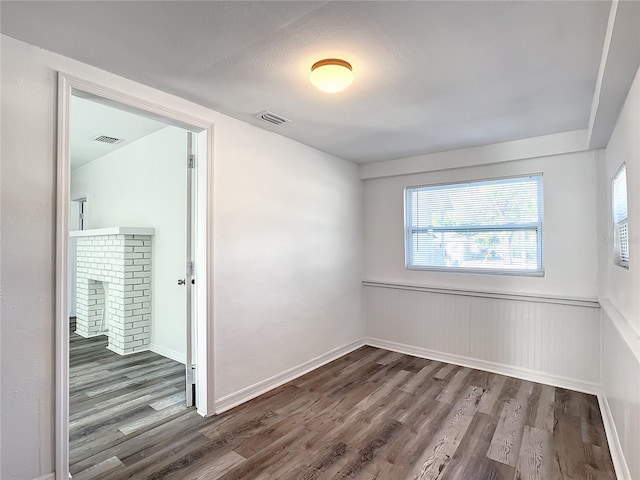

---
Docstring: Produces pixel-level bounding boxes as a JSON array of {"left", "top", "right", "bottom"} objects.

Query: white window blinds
[
  {"left": 613, "top": 165, "right": 629, "bottom": 267},
  {"left": 405, "top": 175, "right": 544, "bottom": 275}
]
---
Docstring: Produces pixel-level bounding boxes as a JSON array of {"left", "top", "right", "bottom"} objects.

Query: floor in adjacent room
[
  {"left": 69, "top": 322, "right": 191, "bottom": 479},
  {"left": 69, "top": 334, "right": 616, "bottom": 480}
]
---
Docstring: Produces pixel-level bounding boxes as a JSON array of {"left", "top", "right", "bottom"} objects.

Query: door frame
[{"left": 55, "top": 73, "right": 215, "bottom": 480}]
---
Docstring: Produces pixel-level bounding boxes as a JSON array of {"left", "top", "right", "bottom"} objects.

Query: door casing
[{"left": 55, "top": 73, "right": 215, "bottom": 480}]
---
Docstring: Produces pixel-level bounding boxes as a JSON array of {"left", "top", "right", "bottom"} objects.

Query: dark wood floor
[
  {"left": 70, "top": 332, "right": 616, "bottom": 479},
  {"left": 69, "top": 323, "right": 191, "bottom": 479}
]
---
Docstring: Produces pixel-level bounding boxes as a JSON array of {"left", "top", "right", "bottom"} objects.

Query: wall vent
[
  {"left": 255, "top": 111, "right": 290, "bottom": 126},
  {"left": 93, "top": 135, "right": 123, "bottom": 144}
]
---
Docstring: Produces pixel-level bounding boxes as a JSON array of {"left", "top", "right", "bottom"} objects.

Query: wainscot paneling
[
  {"left": 364, "top": 282, "right": 601, "bottom": 394},
  {"left": 599, "top": 301, "right": 640, "bottom": 480}
]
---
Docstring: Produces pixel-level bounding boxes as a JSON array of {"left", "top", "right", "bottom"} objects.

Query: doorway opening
[{"left": 56, "top": 74, "right": 214, "bottom": 480}]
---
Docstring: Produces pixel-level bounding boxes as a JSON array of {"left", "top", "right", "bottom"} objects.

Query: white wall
[
  {"left": 361, "top": 149, "right": 601, "bottom": 391},
  {"left": 597, "top": 66, "right": 640, "bottom": 480},
  {"left": 1, "top": 36, "right": 57, "bottom": 480},
  {"left": 598, "top": 67, "right": 640, "bottom": 334},
  {"left": 213, "top": 114, "right": 364, "bottom": 401},
  {"left": 71, "top": 125, "right": 188, "bottom": 363},
  {"left": 0, "top": 35, "right": 363, "bottom": 480},
  {"left": 364, "top": 150, "right": 599, "bottom": 299}
]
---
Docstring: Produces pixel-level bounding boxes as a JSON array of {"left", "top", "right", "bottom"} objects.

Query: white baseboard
[
  {"left": 364, "top": 337, "right": 600, "bottom": 395},
  {"left": 32, "top": 473, "right": 54, "bottom": 480},
  {"left": 150, "top": 343, "right": 186, "bottom": 364},
  {"left": 213, "top": 338, "right": 366, "bottom": 414},
  {"left": 598, "top": 392, "right": 632, "bottom": 480}
]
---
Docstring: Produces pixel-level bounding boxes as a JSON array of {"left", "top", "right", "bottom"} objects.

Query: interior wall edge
[
  {"left": 364, "top": 337, "right": 600, "bottom": 395},
  {"left": 600, "top": 299, "right": 640, "bottom": 366},
  {"left": 213, "top": 338, "right": 366, "bottom": 414},
  {"left": 600, "top": 305, "right": 640, "bottom": 480},
  {"left": 364, "top": 286, "right": 601, "bottom": 388},
  {"left": 597, "top": 391, "right": 633, "bottom": 480},
  {"left": 31, "top": 474, "right": 55, "bottom": 480},
  {"left": 359, "top": 129, "right": 589, "bottom": 180},
  {"left": 586, "top": 0, "right": 618, "bottom": 146},
  {"left": 149, "top": 343, "right": 186, "bottom": 365}
]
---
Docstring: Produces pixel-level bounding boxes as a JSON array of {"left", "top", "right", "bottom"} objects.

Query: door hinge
[
  {"left": 188, "top": 154, "right": 196, "bottom": 169},
  {"left": 187, "top": 364, "right": 196, "bottom": 384},
  {"left": 187, "top": 261, "right": 195, "bottom": 276}
]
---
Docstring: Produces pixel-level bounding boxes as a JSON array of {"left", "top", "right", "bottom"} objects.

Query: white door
[
  {"left": 185, "top": 132, "right": 196, "bottom": 407},
  {"left": 68, "top": 199, "right": 85, "bottom": 318}
]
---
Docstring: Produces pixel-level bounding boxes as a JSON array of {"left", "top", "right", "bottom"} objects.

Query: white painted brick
[{"left": 75, "top": 233, "right": 151, "bottom": 353}]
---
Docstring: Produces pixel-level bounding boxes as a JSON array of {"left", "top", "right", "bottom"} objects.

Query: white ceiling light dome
[{"left": 310, "top": 58, "right": 353, "bottom": 93}]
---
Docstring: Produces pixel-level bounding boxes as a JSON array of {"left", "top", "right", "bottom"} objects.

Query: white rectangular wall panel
[
  {"left": 365, "top": 284, "right": 601, "bottom": 392},
  {"left": 601, "top": 305, "right": 640, "bottom": 479}
]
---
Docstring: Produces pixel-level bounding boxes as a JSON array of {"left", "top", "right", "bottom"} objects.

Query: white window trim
[
  {"left": 612, "top": 163, "right": 629, "bottom": 269},
  {"left": 404, "top": 174, "right": 544, "bottom": 277}
]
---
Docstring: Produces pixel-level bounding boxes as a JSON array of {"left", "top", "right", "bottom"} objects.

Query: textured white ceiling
[
  {"left": 1, "top": 1, "right": 612, "bottom": 163},
  {"left": 71, "top": 97, "right": 168, "bottom": 170}
]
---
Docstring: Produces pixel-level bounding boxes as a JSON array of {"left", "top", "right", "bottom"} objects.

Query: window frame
[
  {"left": 404, "top": 173, "right": 545, "bottom": 276},
  {"left": 612, "top": 163, "right": 629, "bottom": 269}
]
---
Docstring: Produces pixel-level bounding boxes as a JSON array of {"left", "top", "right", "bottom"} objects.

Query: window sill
[{"left": 405, "top": 265, "right": 545, "bottom": 277}]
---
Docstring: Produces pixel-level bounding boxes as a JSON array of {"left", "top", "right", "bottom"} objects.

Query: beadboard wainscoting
[
  {"left": 364, "top": 282, "right": 601, "bottom": 394},
  {"left": 600, "top": 300, "right": 640, "bottom": 480}
]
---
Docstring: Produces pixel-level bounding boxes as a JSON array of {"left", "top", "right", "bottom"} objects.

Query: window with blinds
[
  {"left": 613, "top": 164, "right": 629, "bottom": 268},
  {"left": 405, "top": 174, "right": 544, "bottom": 275}
]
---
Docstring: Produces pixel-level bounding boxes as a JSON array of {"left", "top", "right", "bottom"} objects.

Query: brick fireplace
[{"left": 71, "top": 227, "right": 154, "bottom": 355}]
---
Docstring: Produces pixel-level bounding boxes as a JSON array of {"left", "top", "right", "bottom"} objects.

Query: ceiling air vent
[
  {"left": 93, "top": 135, "right": 123, "bottom": 144},
  {"left": 255, "top": 111, "right": 290, "bottom": 126}
]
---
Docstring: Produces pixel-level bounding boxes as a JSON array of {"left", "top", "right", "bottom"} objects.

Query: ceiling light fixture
[{"left": 310, "top": 58, "right": 353, "bottom": 93}]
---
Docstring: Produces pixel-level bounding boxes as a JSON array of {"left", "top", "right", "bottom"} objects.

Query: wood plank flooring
[
  {"left": 70, "top": 334, "right": 616, "bottom": 479},
  {"left": 69, "top": 325, "right": 191, "bottom": 478}
]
